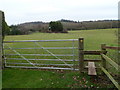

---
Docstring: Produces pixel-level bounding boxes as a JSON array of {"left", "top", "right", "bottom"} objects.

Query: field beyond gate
[
  {"left": 3, "top": 39, "right": 79, "bottom": 70},
  {"left": 2, "top": 29, "right": 118, "bottom": 88}
]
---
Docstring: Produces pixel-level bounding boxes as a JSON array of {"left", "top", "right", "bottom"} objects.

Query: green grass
[
  {"left": 2, "top": 68, "right": 115, "bottom": 88},
  {"left": 2, "top": 28, "right": 118, "bottom": 88},
  {"left": 5, "top": 28, "right": 118, "bottom": 49},
  {"left": 3, "top": 28, "right": 118, "bottom": 68}
]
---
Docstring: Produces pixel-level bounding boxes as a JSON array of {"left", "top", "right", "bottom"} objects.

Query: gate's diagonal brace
[
  {"left": 5, "top": 44, "right": 38, "bottom": 67},
  {"left": 34, "top": 42, "right": 73, "bottom": 68}
]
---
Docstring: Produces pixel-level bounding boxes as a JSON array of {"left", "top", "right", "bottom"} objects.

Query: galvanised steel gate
[{"left": 3, "top": 39, "right": 79, "bottom": 70}]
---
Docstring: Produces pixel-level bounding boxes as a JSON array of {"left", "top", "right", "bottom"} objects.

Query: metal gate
[{"left": 3, "top": 39, "right": 79, "bottom": 70}]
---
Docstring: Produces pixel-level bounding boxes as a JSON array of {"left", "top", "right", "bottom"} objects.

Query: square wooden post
[
  {"left": 0, "top": 11, "right": 4, "bottom": 70},
  {"left": 0, "top": 11, "right": 2, "bottom": 70},
  {"left": 0, "top": 10, "right": 3, "bottom": 90},
  {"left": 101, "top": 44, "right": 107, "bottom": 69},
  {"left": 78, "top": 38, "right": 84, "bottom": 73}
]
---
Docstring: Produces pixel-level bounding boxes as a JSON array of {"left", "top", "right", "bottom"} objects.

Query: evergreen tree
[{"left": 49, "top": 21, "right": 63, "bottom": 32}]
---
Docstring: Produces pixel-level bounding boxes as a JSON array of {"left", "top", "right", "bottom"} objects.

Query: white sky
[{"left": 0, "top": 0, "right": 119, "bottom": 25}]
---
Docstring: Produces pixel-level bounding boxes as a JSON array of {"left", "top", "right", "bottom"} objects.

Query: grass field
[
  {"left": 4, "top": 28, "right": 118, "bottom": 49},
  {"left": 2, "top": 28, "right": 118, "bottom": 88}
]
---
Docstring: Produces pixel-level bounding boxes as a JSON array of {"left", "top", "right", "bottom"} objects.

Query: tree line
[{"left": 4, "top": 19, "right": 118, "bottom": 35}]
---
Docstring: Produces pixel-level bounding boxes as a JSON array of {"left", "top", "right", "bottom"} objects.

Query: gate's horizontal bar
[
  {"left": 6, "top": 62, "right": 74, "bottom": 66},
  {"left": 5, "top": 54, "right": 75, "bottom": 56},
  {"left": 83, "top": 51, "right": 102, "bottom": 55},
  {"left": 84, "top": 59, "right": 101, "bottom": 62},
  {"left": 7, "top": 58, "right": 78, "bottom": 61},
  {"left": 4, "top": 39, "right": 78, "bottom": 43},
  {"left": 4, "top": 47, "right": 78, "bottom": 50},
  {"left": 5, "top": 66, "right": 79, "bottom": 70}
]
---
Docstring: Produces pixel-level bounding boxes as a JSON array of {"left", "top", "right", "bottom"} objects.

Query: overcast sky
[{"left": 0, "top": 0, "right": 119, "bottom": 25}]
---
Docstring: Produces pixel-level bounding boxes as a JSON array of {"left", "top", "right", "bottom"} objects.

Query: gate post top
[
  {"left": 0, "top": 11, "right": 3, "bottom": 19},
  {"left": 101, "top": 44, "right": 106, "bottom": 50},
  {"left": 0, "top": 10, "right": 4, "bottom": 22},
  {"left": 101, "top": 43, "right": 106, "bottom": 45},
  {"left": 0, "top": 10, "right": 4, "bottom": 16},
  {"left": 0, "top": 10, "right": 3, "bottom": 12},
  {"left": 78, "top": 38, "right": 84, "bottom": 43},
  {"left": 79, "top": 38, "right": 84, "bottom": 40}
]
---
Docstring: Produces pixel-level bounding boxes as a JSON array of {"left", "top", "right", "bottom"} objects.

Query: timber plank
[{"left": 88, "top": 62, "right": 97, "bottom": 75}]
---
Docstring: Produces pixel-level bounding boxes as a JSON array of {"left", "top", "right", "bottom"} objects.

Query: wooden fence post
[
  {"left": 0, "top": 11, "right": 4, "bottom": 69},
  {"left": 101, "top": 44, "right": 107, "bottom": 69},
  {"left": 78, "top": 38, "right": 84, "bottom": 73},
  {"left": 0, "top": 10, "right": 3, "bottom": 90},
  {"left": 0, "top": 11, "right": 2, "bottom": 70}
]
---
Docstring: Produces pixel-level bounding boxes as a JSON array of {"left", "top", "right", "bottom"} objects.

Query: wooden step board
[{"left": 88, "top": 62, "right": 97, "bottom": 75}]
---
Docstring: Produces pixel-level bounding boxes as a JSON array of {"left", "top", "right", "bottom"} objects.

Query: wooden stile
[{"left": 88, "top": 62, "right": 97, "bottom": 75}]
